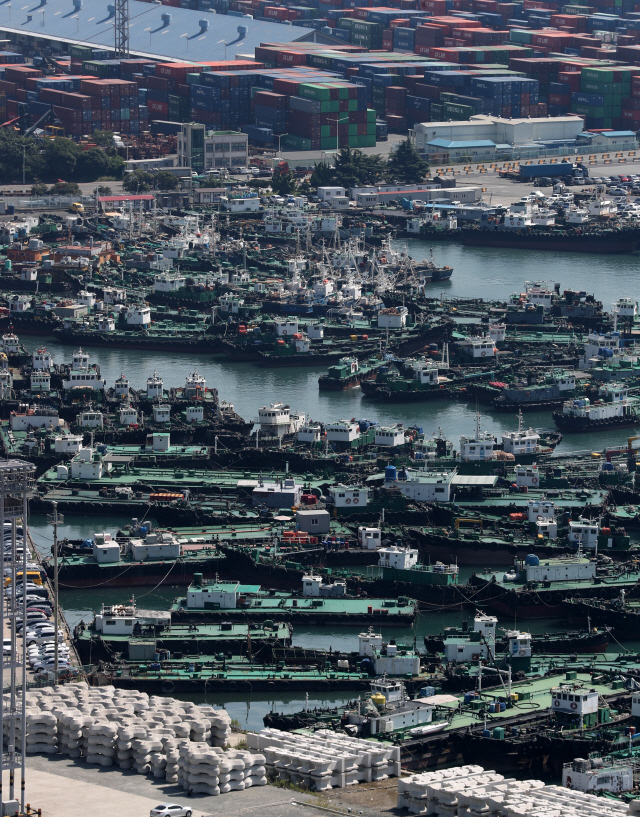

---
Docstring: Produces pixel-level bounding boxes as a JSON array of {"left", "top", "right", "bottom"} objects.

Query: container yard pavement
[{"left": 11, "top": 757, "right": 319, "bottom": 817}]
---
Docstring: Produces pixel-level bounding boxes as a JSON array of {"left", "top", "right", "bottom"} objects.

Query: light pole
[
  {"left": 276, "top": 133, "right": 288, "bottom": 155},
  {"left": 181, "top": 32, "right": 189, "bottom": 52},
  {"left": 328, "top": 114, "right": 348, "bottom": 155},
  {"left": 47, "top": 502, "right": 63, "bottom": 683},
  {"left": 144, "top": 26, "right": 152, "bottom": 45}
]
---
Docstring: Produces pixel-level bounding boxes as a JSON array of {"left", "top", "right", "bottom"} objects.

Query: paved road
[
  {"left": 3, "top": 149, "right": 639, "bottom": 210},
  {"left": 426, "top": 152, "right": 640, "bottom": 206},
  {"left": 17, "top": 756, "right": 318, "bottom": 817}
]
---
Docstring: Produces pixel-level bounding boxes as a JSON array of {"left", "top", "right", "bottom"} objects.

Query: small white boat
[{"left": 409, "top": 720, "right": 451, "bottom": 738}]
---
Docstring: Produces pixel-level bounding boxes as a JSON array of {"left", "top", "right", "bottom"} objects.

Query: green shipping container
[
  {"left": 70, "top": 45, "right": 93, "bottom": 59},
  {"left": 283, "top": 134, "right": 311, "bottom": 150},
  {"left": 367, "top": 108, "right": 376, "bottom": 121},
  {"left": 299, "top": 83, "right": 331, "bottom": 101},
  {"left": 82, "top": 61, "right": 109, "bottom": 78}
]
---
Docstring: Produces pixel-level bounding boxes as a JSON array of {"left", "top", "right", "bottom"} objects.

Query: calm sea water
[{"left": 25, "top": 241, "right": 638, "bottom": 725}]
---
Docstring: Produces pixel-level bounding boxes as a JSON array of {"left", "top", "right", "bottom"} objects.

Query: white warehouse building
[{"left": 413, "top": 115, "right": 586, "bottom": 155}]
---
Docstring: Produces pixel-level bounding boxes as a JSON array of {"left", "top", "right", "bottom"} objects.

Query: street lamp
[
  {"left": 181, "top": 32, "right": 189, "bottom": 52},
  {"left": 328, "top": 115, "right": 349, "bottom": 154},
  {"left": 144, "top": 26, "right": 152, "bottom": 45}
]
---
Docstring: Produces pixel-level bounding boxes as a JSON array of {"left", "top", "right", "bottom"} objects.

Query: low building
[
  {"left": 296, "top": 509, "right": 330, "bottom": 534},
  {"left": 98, "top": 194, "right": 155, "bottom": 212},
  {"left": 220, "top": 196, "right": 261, "bottom": 213},
  {"left": 424, "top": 139, "right": 497, "bottom": 160},
  {"left": 193, "top": 188, "right": 227, "bottom": 205},
  {"left": 413, "top": 115, "right": 585, "bottom": 154},
  {"left": 252, "top": 477, "right": 302, "bottom": 508},
  {"left": 386, "top": 468, "right": 455, "bottom": 502},
  {"left": 177, "top": 124, "right": 248, "bottom": 173}
]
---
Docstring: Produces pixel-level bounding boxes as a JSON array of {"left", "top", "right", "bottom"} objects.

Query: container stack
[
  {"left": 571, "top": 65, "right": 633, "bottom": 127},
  {"left": 622, "top": 73, "right": 640, "bottom": 127}
]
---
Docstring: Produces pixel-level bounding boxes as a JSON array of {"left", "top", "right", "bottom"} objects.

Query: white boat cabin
[
  {"left": 568, "top": 519, "right": 599, "bottom": 549},
  {"left": 329, "top": 484, "right": 369, "bottom": 508},
  {"left": 32, "top": 348, "right": 51, "bottom": 371},
  {"left": 375, "top": 425, "right": 405, "bottom": 447},
  {"left": 147, "top": 371, "right": 163, "bottom": 399},
  {"left": 455, "top": 336, "right": 496, "bottom": 359},
  {"left": 78, "top": 411, "right": 103, "bottom": 428},
  {"left": 153, "top": 405, "right": 171, "bottom": 423},
  {"left": 358, "top": 527, "right": 381, "bottom": 550},
  {"left": 30, "top": 373, "right": 50, "bottom": 392},
  {"left": 378, "top": 546, "right": 419, "bottom": 570}
]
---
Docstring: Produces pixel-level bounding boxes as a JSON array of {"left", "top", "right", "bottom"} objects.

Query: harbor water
[
  {"left": 21, "top": 243, "right": 640, "bottom": 456},
  {"left": 25, "top": 241, "right": 640, "bottom": 728}
]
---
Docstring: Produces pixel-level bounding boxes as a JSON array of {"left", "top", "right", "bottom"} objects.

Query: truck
[{"left": 499, "top": 161, "right": 587, "bottom": 182}]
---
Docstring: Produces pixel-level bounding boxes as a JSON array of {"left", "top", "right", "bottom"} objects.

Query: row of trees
[
  {"left": 122, "top": 170, "right": 180, "bottom": 192},
  {"left": 309, "top": 140, "right": 429, "bottom": 190},
  {"left": 0, "top": 128, "right": 124, "bottom": 184}
]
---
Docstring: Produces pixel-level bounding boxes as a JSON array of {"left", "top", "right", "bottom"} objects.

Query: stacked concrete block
[
  {"left": 56, "top": 712, "right": 86, "bottom": 757},
  {"left": 84, "top": 722, "right": 117, "bottom": 767},
  {"left": 247, "top": 728, "right": 401, "bottom": 791},
  {"left": 397, "top": 765, "right": 634, "bottom": 817},
  {"left": 24, "top": 712, "right": 57, "bottom": 754},
  {"left": 179, "top": 743, "right": 222, "bottom": 796}
]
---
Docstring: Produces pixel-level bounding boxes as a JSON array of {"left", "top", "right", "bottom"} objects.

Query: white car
[
  {"left": 25, "top": 633, "right": 63, "bottom": 646},
  {"left": 31, "top": 658, "right": 71, "bottom": 670},
  {"left": 150, "top": 805, "right": 193, "bottom": 817}
]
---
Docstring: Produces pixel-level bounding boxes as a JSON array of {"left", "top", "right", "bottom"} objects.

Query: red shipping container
[
  {"left": 273, "top": 78, "right": 301, "bottom": 95},
  {"left": 254, "top": 90, "right": 287, "bottom": 108},
  {"left": 354, "top": 7, "right": 369, "bottom": 17},
  {"left": 389, "top": 17, "right": 410, "bottom": 27},
  {"left": 420, "top": 0, "right": 447, "bottom": 12},
  {"left": 623, "top": 108, "right": 640, "bottom": 121},
  {"left": 5, "top": 66, "right": 42, "bottom": 84},
  {"left": 148, "top": 99, "right": 168, "bottom": 116},
  {"left": 276, "top": 51, "right": 307, "bottom": 66}
]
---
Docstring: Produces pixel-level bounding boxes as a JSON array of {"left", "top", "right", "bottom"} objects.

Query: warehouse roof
[
  {"left": 427, "top": 139, "right": 497, "bottom": 149},
  {"left": 0, "top": 0, "right": 310, "bottom": 62},
  {"left": 600, "top": 131, "right": 636, "bottom": 138}
]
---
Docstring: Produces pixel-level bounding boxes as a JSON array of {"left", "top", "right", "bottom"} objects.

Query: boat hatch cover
[{"left": 450, "top": 475, "right": 499, "bottom": 486}]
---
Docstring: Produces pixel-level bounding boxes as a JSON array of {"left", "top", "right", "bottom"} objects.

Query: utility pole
[
  {"left": 22, "top": 145, "right": 26, "bottom": 187},
  {"left": 47, "top": 501, "right": 63, "bottom": 683}
]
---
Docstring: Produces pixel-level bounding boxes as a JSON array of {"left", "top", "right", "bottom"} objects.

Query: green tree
[
  {"left": 0, "top": 130, "right": 45, "bottom": 183},
  {"left": 156, "top": 171, "right": 179, "bottom": 191},
  {"left": 95, "top": 185, "right": 113, "bottom": 196},
  {"left": 76, "top": 147, "right": 109, "bottom": 180},
  {"left": 43, "top": 137, "right": 81, "bottom": 179},
  {"left": 386, "top": 138, "right": 429, "bottom": 185},
  {"left": 310, "top": 160, "right": 334, "bottom": 189},
  {"left": 30, "top": 182, "right": 48, "bottom": 197},
  {"left": 247, "top": 179, "right": 272, "bottom": 190},
  {"left": 271, "top": 171, "right": 296, "bottom": 196},
  {"left": 106, "top": 153, "right": 125, "bottom": 180},
  {"left": 49, "top": 181, "right": 81, "bottom": 196},
  {"left": 122, "top": 170, "right": 153, "bottom": 193},
  {"left": 92, "top": 129, "right": 115, "bottom": 147}
]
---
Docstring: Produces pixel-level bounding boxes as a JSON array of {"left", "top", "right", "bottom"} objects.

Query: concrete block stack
[
  {"left": 397, "top": 764, "right": 633, "bottom": 817},
  {"left": 246, "top": 727, "right": 401, "bottom": 791}
]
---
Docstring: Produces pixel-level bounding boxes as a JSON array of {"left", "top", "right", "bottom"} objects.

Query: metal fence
[
  {"left": 13, "top": 195, "right": 95, "bottom": 210},
  {"left": 420, "top": 143, "right": 640, "bottom": 168}
]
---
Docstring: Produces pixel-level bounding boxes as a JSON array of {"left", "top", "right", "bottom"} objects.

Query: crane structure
[{"left": 115, "top": 0, "right": 130, "bottom": 58}]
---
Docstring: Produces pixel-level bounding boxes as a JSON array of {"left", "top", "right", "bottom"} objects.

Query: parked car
[{"left": 150, "top": 805, "right": 193, "bottom": 817}]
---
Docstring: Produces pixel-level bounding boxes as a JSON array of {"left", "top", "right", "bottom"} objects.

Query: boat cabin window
[{"left": 105, "top": 620, "right": 116, "bottom": 626}]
